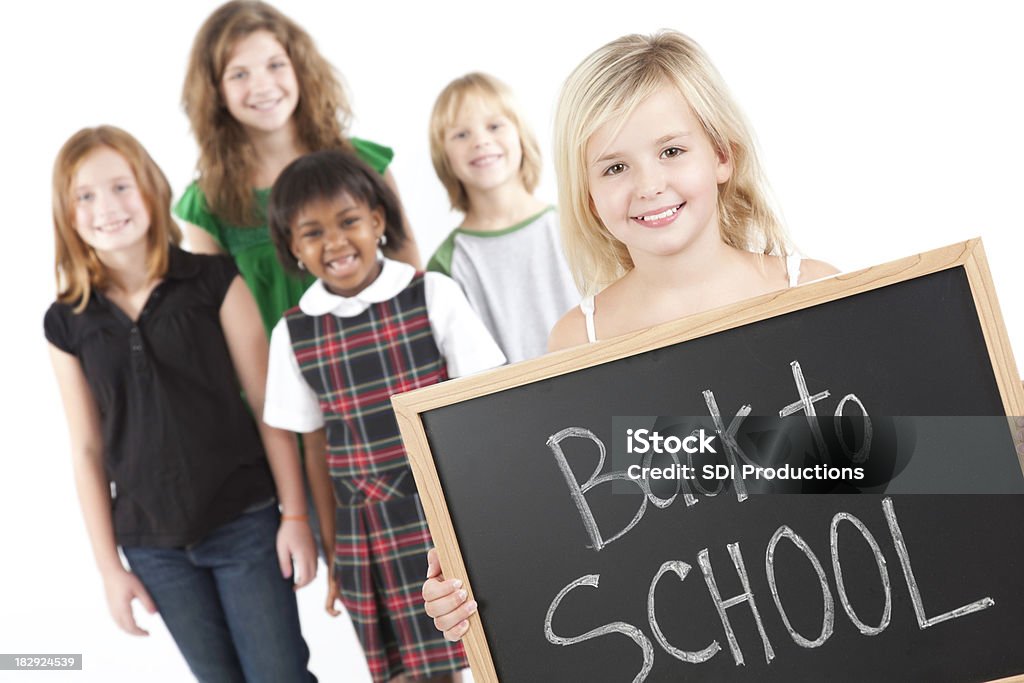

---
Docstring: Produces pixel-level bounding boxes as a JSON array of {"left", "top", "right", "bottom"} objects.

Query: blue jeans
[{"left": 123, "top": 504, "right": 316, "bottom": 683}]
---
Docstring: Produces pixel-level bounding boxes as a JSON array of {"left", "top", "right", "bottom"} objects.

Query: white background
[{"left": 2, "top": 1, "right": 1023, "bottom": 680}]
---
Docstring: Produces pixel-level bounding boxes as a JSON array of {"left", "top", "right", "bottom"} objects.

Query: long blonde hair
[
  {"left": 555, "top": 30, "right": 788, "bottom": 296},
  {"left": 53, "top": 126, "right": 182, "bottom": 312},
  {"left": 182, "top": 0, "right": 354, "bottom": 226},
  {"left": 428, "top": 72, "right": 542, "bottom": 213}
]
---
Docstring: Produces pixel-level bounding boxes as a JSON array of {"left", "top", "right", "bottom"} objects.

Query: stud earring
[
  {"left": 378, "top": 233, "right": 388, "bottom": 247},
  {"left": 297, "top": 260, "right": 306, "bottom": 271}
]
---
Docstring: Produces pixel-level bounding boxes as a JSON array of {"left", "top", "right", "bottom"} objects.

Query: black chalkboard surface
[{"left": 393, "top": 240, "right": 1024, "bottom": 683}]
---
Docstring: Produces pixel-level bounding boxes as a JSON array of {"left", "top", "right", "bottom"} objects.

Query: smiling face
[
  {"left": 289, "top": 192, "right": 386, "bottom": 297},
  {"left": 221, "top": 30, "right": 299, "bottom": 138},
  {"left": 443, "top": 94, "right": 524, "bottom": 196},
  {"left": 72, "top": 147, "right": 151, "bottom": 258},
  {"left": 586, "top": 85, "right": 732, "bottom": 262}
]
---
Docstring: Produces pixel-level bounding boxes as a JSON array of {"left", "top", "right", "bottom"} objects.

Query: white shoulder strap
[
  {"left": 785, "top": 253, "right": 802, "bottom": 288},
  {"left": 580, "top": 295, "right": 597, "bottom": 343}
]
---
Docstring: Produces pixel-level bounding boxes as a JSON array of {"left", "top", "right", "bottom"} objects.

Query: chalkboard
[{"left": 393, "top": 239, "right": 1024, "bottom": 683}]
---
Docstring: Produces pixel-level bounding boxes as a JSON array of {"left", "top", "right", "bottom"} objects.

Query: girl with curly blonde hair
[{"left": 177, "top": 0, "right": 418, "bottom": 333}]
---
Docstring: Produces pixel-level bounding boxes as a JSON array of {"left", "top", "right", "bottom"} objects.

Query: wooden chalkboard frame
[{"left": 392, "top": 238, "right": 1024, "bottom": 683}]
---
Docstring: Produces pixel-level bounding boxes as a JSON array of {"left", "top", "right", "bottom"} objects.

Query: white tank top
[{"left": 580, "top": 254, "right": 803, "bottom": 343}]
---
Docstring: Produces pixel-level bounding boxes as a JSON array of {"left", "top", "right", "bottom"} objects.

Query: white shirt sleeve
[
  {"left": 424, "top": 272, "right": 506, "bottom": 378},
  {"left": 263, "top": 318, "right": 325, "bottom": 432}
]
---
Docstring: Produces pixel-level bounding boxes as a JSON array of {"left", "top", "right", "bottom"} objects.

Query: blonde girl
[
  {"left": 177, "top": 0, "right": 420, "bottom": 335},
  {"left": 45, "top": 126, "right": 316, "bottom": 681},
  {"left": 423, "top": 30, "right": 837, "bottom": 640},
  {"left": 426, "top": 73, "right": 577, "bottom": 362}
]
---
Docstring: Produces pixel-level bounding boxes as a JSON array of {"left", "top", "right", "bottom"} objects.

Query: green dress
[{"left": 174, "top": 137, "right": 394, "bottom": 335}]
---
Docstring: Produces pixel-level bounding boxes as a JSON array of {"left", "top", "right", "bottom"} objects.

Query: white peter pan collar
[{"left": 298, "top": 257, "right": 416, "bottom": 317}]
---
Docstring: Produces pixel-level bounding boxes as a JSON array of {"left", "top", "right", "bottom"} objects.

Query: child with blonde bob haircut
[
  {"left": 430, "top": 73, "right": 543, "bottom": 213},
  {"left": 423, "top": 30, "right": 837, "bottom": 641},
  {"left": 45, "top": 126, "right": 316, "bottom": 681},
  {"left": 427, "top": 72, "right": 578, "bottom": 362}
]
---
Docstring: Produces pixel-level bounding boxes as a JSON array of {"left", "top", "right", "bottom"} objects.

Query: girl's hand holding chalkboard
[{"left": 423, "top": 547, "right": 477, "bottom": 641}]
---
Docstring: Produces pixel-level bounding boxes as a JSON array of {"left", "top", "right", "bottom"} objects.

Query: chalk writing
[
  {"left": 548, "top": 360, "right": 874, "bottom": 551},
  {"left": 544, "top": 497, "right": 996, "bottom": 680}
]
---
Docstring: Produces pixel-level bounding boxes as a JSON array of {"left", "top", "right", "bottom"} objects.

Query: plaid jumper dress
[{"left": 284, "top": 274, "right": 467, "bottom": 681}]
